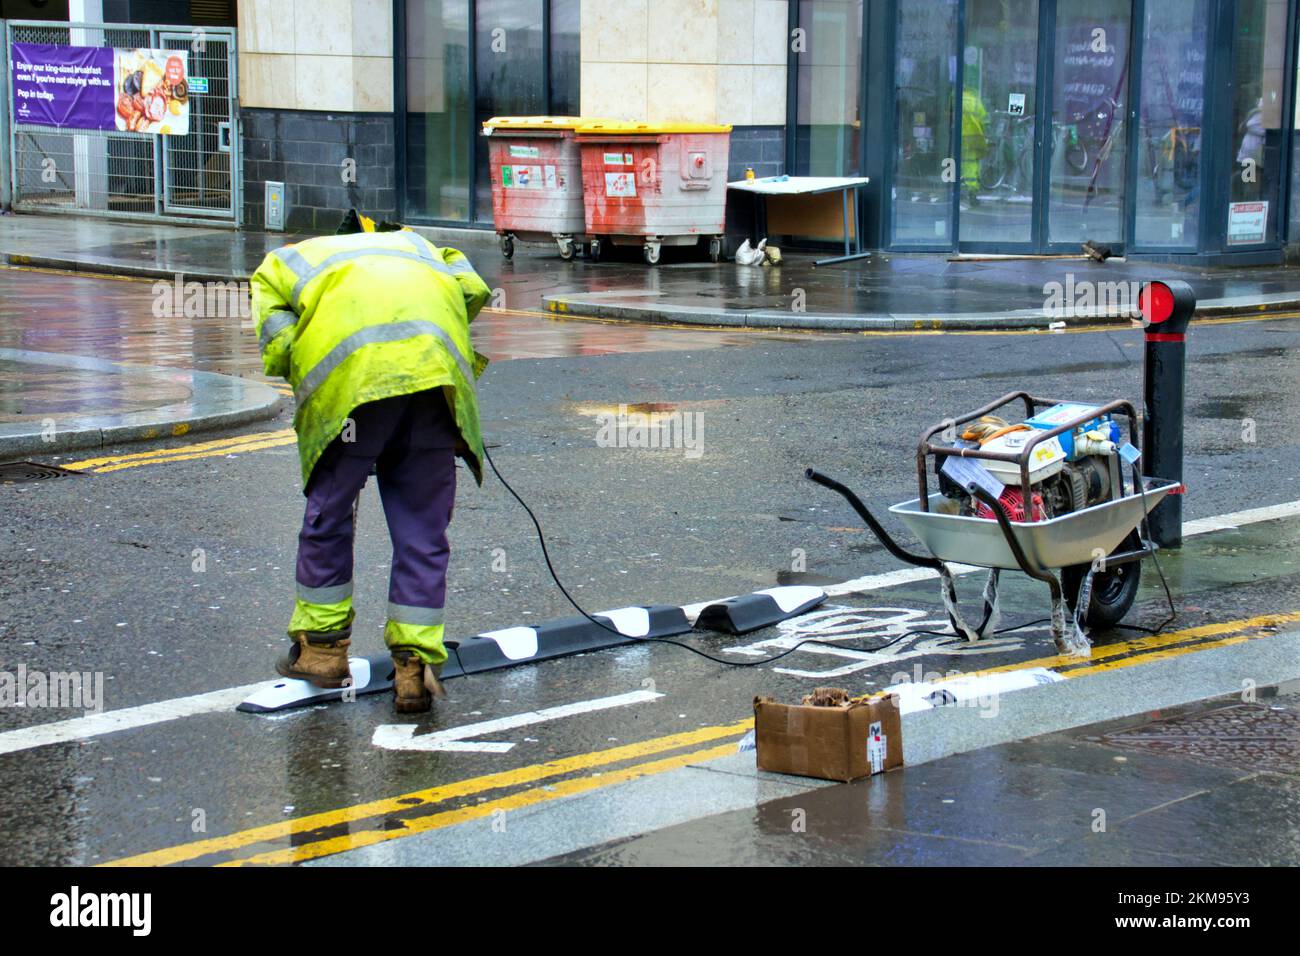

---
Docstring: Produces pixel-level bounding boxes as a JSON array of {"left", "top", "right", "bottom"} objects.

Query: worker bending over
[{"left": 248, "top": 210, "right": 490, "bottom": 712}]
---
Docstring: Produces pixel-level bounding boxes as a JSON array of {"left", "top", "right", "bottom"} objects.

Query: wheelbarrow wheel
[{"left": 1061, "top": 532, "right": 1142, "bottom": 630}]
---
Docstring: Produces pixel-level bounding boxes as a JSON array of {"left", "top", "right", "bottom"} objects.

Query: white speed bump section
[
  {"left": 598, "top": 606, "right": 652, "bottom": 637},
  {"left": 756, "top": 586, "right": 826, "bottom": 613},
  {"left": 695, "top": 585, "right": 827, "bottom": 634},
  {"left": 236, "top": 655, "right": 393, "bottom": 714},
  {"left": 479, "top": 626, "right": 541, "bottom": 660}
]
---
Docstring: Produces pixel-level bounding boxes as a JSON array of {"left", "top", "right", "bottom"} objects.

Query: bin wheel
[
  {"left": 558, "top": 239, "right": 576, "bottom": 261},
  {"left": 589, "top": 239, "right": 602, "bottom": 262},
  {"left": 709, "top": 237, "right": 722, "bottom": 263},
  {"left": 501, "top": 235, "right": 514, "bottom": 260},
  {"left": 1061, "top": 531, "right": 1143, "bottom": 630},
  {"left": 643, "top": 243, "right": 661, "bottom": 265}
]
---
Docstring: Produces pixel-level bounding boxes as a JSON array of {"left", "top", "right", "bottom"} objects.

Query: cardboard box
[{"left": 753, "top": 692, "right": 903, "bottom": 783}]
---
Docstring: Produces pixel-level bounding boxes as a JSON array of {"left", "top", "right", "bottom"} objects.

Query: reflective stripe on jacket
[{"left": 249, "top": 230, "right": 491, "bottom": 488}]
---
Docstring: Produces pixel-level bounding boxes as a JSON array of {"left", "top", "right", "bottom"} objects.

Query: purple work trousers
[{"left": 294, "top": 389, "right": 459, "bottom": 638}]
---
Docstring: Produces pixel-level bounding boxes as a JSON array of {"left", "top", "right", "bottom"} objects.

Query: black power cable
[
  {"left": 1110, "top": 458, "right": 1178, "bottom": 635},
  {"left": 481, "top": 445, "right": 1058, "bottom": 668}
]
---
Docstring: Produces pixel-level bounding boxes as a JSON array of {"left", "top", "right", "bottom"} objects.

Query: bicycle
[{"left": 977, "top": 110, "right": 1036, "bottom": 192}]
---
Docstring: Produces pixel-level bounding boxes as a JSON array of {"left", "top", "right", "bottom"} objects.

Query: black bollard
[{"left": 1137, "top": 279, "right": 1195, "bottom": 548}]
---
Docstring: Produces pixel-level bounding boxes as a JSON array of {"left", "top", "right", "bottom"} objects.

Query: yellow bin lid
[
  {"left": 483, "top": 116, "right": 591, "bottom": 132},
  {"left": 574, "top": 120, "right": 732, "bottom": 135}
]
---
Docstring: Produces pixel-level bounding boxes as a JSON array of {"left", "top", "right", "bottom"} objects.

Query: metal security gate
[{"left": 4, "top": 19, "right": 239, "bottom": 225}]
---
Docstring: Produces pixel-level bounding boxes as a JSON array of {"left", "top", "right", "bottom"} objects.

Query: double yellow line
[
  {"left": 101, "top": 719, "right": 752, "bottom": 867},
  {"left": 955, "top": 609, "right": 1300, "bottom": 680},
  {"left": 64, "top": 428, "right": 297, "bottom": 474}
]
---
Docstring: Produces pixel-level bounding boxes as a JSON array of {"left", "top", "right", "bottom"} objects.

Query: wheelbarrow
[{"left": 806, "top": 392, "right": 1181, "bottom": 657}]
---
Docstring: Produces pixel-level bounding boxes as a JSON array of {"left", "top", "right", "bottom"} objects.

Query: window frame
[{"left": 396, "top": 0, "right": 574, "bottom": 227}]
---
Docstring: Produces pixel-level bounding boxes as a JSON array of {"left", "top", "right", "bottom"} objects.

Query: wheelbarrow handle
[{"left": 804, "top": 468, "right": 943, "bottom": 570}]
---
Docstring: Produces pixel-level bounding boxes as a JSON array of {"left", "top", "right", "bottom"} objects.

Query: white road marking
[
  {"left": 370, "top": 690, "right": 664, "bottom": 753},
  {"left": 825, "top": 563, "right": 982, "bottom": 597},
  {"left": 1182, "top": 499, "right": 1300, "bottom": 537},
  {"left": 0, "top": 683, "right": 266, "bottom": 756},
  {"left": 722, "top": 604, "right": 1031, "bottom": 679},
  {"left": 0, "top": 498, "right": 1297, "bottom": 757}
]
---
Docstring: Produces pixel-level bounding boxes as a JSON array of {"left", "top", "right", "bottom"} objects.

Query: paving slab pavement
[
  {"left": 0, "top": 348, "right": 282, "bottom": 459},
  {"left": 546, "top": 689, "right": 1300, "bottom": 867}
]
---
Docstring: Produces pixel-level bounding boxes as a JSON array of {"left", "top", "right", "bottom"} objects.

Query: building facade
[{"left": 8, "top": 0, "right": 1300, "bottom": 262}]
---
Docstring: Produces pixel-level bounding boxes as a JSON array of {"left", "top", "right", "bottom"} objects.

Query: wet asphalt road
[{"left": 1, "top": 259, "right": 1300, "bottom": 865}]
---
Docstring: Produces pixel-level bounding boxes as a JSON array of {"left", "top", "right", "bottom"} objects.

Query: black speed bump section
[
  {"left": 238, "top": 605, "right": 693, "bottom": 711},
  {"left": 237, "top": 592, "right": 826, "bottom": 715},
  {"left": 442, "top": 604, "right": 691, "bottom": 678},
  {"left": 695, "top": 586, "right": 827, "bottom": 635}
]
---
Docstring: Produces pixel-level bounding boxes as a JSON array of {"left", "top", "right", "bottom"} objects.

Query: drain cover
[
  {"left": 1093, "top": 703, "right": 1300, "bottom": 775},
  {"left": 0, "top": 461, "right": 83, "bottom": 484}
]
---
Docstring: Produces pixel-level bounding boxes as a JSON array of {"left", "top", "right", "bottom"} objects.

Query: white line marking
[
  {"left": 371, "top": 690, "right": 664, "bottom": 753},
  {"left": 1182, "top": 499, "right": 1300, "bottom": 537},
  {"left": 825, "top": 563, "right": 982, "bottom": 598},
  {"left": 0, "top": 683, "right": 267, "bottom": 756},
  {"left": 1, "top": 498, "right": 1297, "bottom": 757}
]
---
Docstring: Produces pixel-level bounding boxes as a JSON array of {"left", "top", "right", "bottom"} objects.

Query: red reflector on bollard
[{"left": 1139, "top": 281, "right": 1175, "bottom": 325}]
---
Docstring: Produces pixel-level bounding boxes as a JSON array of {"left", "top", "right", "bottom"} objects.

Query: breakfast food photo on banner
[{"left": 113, "top": 48, "right": 190, "bottom": 135}]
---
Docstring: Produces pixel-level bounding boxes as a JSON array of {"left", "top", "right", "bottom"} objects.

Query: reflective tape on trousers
[
  {"left": 296, "top": 581, "right": 354, "bottom": 604},
  {"left": 387, "top": 603, "right": 445, "bottom": 627}
]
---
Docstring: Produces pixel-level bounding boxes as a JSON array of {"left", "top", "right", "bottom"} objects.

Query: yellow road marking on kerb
[
  {"left": 63, "top": 429, "right": 295, "bottom": 472},
  {"left": 90, "top": 437, "right": 297, "bottom": 473},
  {"left": 1058, "top": 630, "right": 1267, "bottom": 675},
  {"left": 100, "top": 609, "right": 1299, "bottom": 868},
  {"left": 220, "top": 741, "right": 741, "bottom": 866},
  {"left": 100, "top": 719, "right": 751, "bottom": 867},
  {"left": 949, "top": 610, "right": 1300, "bottom": 681}
]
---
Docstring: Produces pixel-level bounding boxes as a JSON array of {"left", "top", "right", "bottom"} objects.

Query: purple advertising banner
[{"left": 10, "top": 43, "right": 116, "bottom": 131}]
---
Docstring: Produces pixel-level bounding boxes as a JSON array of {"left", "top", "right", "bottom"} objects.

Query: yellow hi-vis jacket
[{"left": 249, "top": 230, "right": 491, "bottom": 489}]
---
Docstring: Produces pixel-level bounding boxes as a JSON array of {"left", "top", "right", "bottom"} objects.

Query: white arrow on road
[{"left": 371, "top": 689, "right": 664, "bottom": 753}]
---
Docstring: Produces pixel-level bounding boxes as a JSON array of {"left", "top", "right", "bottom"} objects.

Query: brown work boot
[
  {"left": 391, "top": 649, "right": 446, "bottom": 713},
  {"left": 275, "top": 630, "right": 352, "bottom": 688}
]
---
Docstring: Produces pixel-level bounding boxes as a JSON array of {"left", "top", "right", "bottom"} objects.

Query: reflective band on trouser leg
[{"left": 384, "top": 618, "right": 447, "bottom": 666}]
